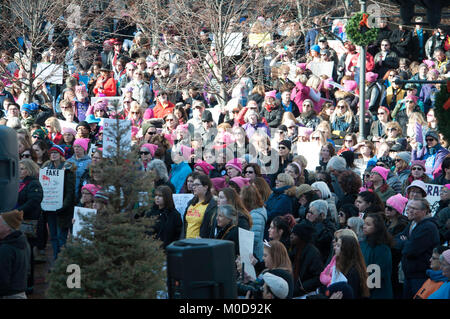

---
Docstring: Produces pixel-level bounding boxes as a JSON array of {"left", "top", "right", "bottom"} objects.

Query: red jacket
[
  {"left": 93, "top": 76, "right": 117, "bottom": 97},
  {"left": 49, "top": 132, "right": 63, "bottom": 145},
  {"left": 153, "top": 101, "right": 175, "bottom": 119}
]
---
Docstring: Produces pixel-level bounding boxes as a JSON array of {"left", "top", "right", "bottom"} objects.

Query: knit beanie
[
  {"left": 141, "top": 143, "right": 158, "bottom": 157},
  {"left": 411, "top": 160, "right": 426, "bottom": 171},
  {"left": 226, "top": 158, "right": 243, "bottom": 173},
  {"left": 396, "top": 151, "right": 411, "bottom": 165},
  {"left": 194, "top": 160, "right": 215, "bottom": 175},
  {"left": 371, "top": 166, "right": 390, "bottom": 182},
  {"left": 279, "top": 140, "right": 292, "bottom": 151},
  {"left": 76, "top": 121, "right": 91, "bottom": 132},
  {"left": 211, "top": 177, "right": 229, "bottom": 192},
  {"left": 32, "top": 128, "right": 47, "bottom": 140},
  {"left": 1, "top": 210, "right": 23, "bottom": 230},
  {"left": 295, "top": 184, "right": 313, "bottom": 198},
  {"left": 49, "top": 144, "right": 65, "bottom": 157},
  {"left": 230, "top": 176, "right": 251, "bottom": 190},
  {"left": 425, "top": 130, "right": 440, "bottom": 142},
  {"left": 73, "top": 138, "right": 90, "bottom": 152},
  {"left": 61, "top": 127, "right": 77, "bottom": 137},
  {"left": 386, "top": 194, "right": 409, "bottom": 214},
  {"left": 81, "top": 184, "right": 101, "bottom": 196},
  {"left": 311, "top": 44, "right": 321, "bottom": 53},
  {"left": 442, "top": 249, "right": 450, "bottom": 264}
]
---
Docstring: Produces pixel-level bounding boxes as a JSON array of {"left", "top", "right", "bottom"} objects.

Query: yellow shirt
[{"left": 185, "top": 202, "right": 208, "bottom": 239}]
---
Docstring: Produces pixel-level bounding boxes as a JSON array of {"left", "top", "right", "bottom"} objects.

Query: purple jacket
[
  {"left": 242, "top": 122, "right": 271, "bottom": 139},
  {"left": 412, "top": 145, "right": 450, "bottom": 178}
]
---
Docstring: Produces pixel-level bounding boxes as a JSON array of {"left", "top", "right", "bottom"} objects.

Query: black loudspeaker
[
  {"left": 166, "top": 238, "right": 237, "bottom": 299},
  {"left": 0, "top": 126, "right": 19, "bottom": 213}
]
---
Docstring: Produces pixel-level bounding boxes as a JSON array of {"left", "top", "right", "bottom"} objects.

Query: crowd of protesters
[{"left": 0, "top": 13, "right": 450, "bottom": 300}]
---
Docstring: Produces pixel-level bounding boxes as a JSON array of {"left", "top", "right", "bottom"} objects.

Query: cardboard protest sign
[
  {"left": 36, "top": 62, "right": 64, "bottom": 85},
  {"left": 72, "top": 206, "right": 96, "bottom": 238},
  {"left": 40, "top": 168, "right": 64, "bottom": 211},
  {"left": 238, "top": 227, "right": 257, "bottom": 280},
  {"left": 102, "top": 118, "right": 132, "bottom": 157},
  {"left": 58, "top": 119, "right": 78, "bottom": 132},
  {"left": 173, "top": 194, "right": 195, "bottom": 221},
  {"left": 424, "top": 183, "right": 441, "bottom": 206}
]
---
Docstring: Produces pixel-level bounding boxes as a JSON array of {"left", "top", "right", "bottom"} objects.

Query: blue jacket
[
  {"left": 395, "top": 217, "right": 440, "bottom": 279},
  {"left": 428, "top": 281, "right": 450, "bottom": 299},
  {"left": 264, "top": 185, "right": 295, "bottom": 238},
  {"left": 67, "top": 155, "right": 91, "bottom": 201},
  {"left": 170, "top": 161, "right": 192, "bottom": 194},
  {"left": 360, "top": 240, "right": 393, "bottom": 299},
  {"left": 250, "top": 207, "right": 267, "bottom": 261}
]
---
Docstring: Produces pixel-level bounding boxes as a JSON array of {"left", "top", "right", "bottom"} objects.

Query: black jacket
[
  {"left": 395, "top": 217, "right": 440, "bottom": 279},
  {"left": 290, "top": 243, "right": 324, "bottom": 297},
  {"left": 215, "top": 223, "right": 239, "bottom": 256},
  {"left": 0, "top": 231, "right": 30, "bottom": 297},
  {"left": 389, "top": 29, "right": 412, "bottom": 58},
  {"left": 261, "top": 105, "right": 284, "bottom": 129},
  {"left": 17, "top": 176, "right": 43, "bottom": 220},
  {"left": 180, "top": 198, "right": 218, "bottom": 239},
  {"left": 146, "top": 205, "right": 182, "bottom": 249},
  {"left": 302, "top": 219, "right": 336, "bottom": 264}
]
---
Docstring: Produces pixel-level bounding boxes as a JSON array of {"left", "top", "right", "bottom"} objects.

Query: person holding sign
[{"left": 42, "top": 145, "right": 76, "bottom": 261}]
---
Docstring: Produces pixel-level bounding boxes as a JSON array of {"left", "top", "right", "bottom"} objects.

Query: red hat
[{"left": 49, "top": 144, "right": 65, "bottom": 157}]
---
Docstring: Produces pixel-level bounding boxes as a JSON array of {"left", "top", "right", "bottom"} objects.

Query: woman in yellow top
[{"left": 181, "top": 174, "right": 218, "bottom": 239}]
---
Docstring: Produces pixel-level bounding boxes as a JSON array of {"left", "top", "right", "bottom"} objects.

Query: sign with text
[
  {"left": 425, "top": 183, "right": 441, "bottom": 206},
  {"left": 248, "top": 33, "right": 272, "bottom": 48},
  {"left": 91, "top": 96, "right": 124, "bottom": 113},
  {"left": 40, "top": 168, "right": 64, "bottom": 211},
  {"left": 102, "top": 118, "right": 132, "bottom": 157},
  {"left": 173, "top": 194, "right": 195, "bottom": 221},
  {"left": 309, "top": 61, "right": 334, "bottom": 78},
  {"left": 212, "top": 32, "right": 243, "bottom": 56},
  {"left": 72, "top": 206, "right": 96, "bottom": 238}
]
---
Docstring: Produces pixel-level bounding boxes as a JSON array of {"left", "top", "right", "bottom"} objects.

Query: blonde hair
[
  {"left": 408, "top": 112, "right": 426, "bottom": 126},
  {"left": 45, "top": 117, "right": 61, "bottom": 133},
  {"left": 306, "top": 75, "right": 321, "bottom": 91},
  {"left": 129, "top": 101, "right": 143, "bottom": 116},
  {"left": 385, "top": 121, "right": 403, "bottom": 136},
  {"left": 316, "top": 121, "right": 332, "bottom": 139},
  {"left": 276, "top": 173, "right": 295, "bottom": 187},
  {"left": 19, "top": 158, "right": 40, "bottom": 178},
  {"left": 281, "top": 112, "right": 298, "bottom": 125},
  {"left": 331, "top": 100, "right": 354, "bottom": 123}
]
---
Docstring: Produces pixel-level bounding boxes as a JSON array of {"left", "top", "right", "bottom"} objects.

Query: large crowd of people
[{"left": 0, "top": 12, "right": 450, "bottom": 300}]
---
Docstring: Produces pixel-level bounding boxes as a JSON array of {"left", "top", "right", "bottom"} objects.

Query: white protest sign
[
  {"left": 309, "top": 61, "right": 334, "bottom": 78},
  {"left": 58, "top": 119, "right": 78, "bottom": 132},
  {"left": 72, "top": 206, "right": 96, "bottom": 238},
  {"left": 212, "top": 32, "right": 243, "bottom": 57},
  {"left": 173, "top": 194, "right": 194, "bottom": 221},
  {"left": 424, "top": 183, "right": 441, "bottom": 206},
  {"left": 327, "top": 40, "right": 346, "bottom": 60},
  {"left": 248, "top": 33, "right": 272, "bottom": 47},
  {"left": 295, "top": 142, "right": 321, "bottom": 172},
  {"left": 238, "top": 227, "right": 257, "bottom": 281},
  {"left": 102, "top": 118, "right": 132, "bottom": 157},
  {"left": 40, "top": 168, "right": 64, "bottom": 211},
  {"left": 36, "top": 62, "right": 64, "bottom": 85}
]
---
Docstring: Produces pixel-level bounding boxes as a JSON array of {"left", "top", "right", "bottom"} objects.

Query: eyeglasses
[
  {"left": 389, "top": 74, "right": 396, "bottom": 77},
  {"left": 412, "top": 167, "right": 423, "bottom": 171},
  {"left": 131, "top": 112, "right": 139, "bottom": 114},
  {"left": 20, "top": 153, "right": 31, "bottom": 159},
  {"left": 426, "top": 138, "right": 435, "bottom": 142},
  {"left": 32, "top": 135, "right": 39, "bottom": 139},
  {"left": 166, "top": 118, "right": 174, "bottom": 122},
  {"left": 140, "top": 151, "right": 150, "bottom": 155},
  {"left": 404, "top": 100, "right": 414, "bottom": 103},
  {"left": 124, "top": 101, "right": 132, "bottom": 104},
  {"left": 377, "top": 112, "right": 385, "bottom": 115},
  {"left": 146, "top": 131, "right": 156, "bottom": 135},
  {"left": 337, "top": 105, "right": 346, "bottom": 109},
  {"left": 245, "top": 170, "right": 255, "bottom": 174},
  {"left": 279, "top": 146, "right": 287, "bottom": 150},
  {"left": 232, "top": 110, "right": 240, "bottom": 114},
  {"left": 387, "top": 128, "right": 397, "bottom": 131},
  {"left": 338, "top": 212, "right": 345, "bottom": 217}
]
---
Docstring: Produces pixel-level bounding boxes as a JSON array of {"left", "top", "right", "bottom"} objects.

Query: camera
[{"left": 237, "top": 277, "right": 265, "bottom": 299}]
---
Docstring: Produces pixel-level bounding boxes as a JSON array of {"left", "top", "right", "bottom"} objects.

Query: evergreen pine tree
[{"left": 46, "top": 114, "right": 166, "bottom": 298}]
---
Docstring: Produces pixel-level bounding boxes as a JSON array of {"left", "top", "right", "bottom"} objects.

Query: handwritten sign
[
  {"left": 102, "top": 118, "right": 132, "bottom": 157},
  {"left": 173, "top": 194, "right": 194, "bottom": 221},
  {"left": 212, "top": 32, "right": 243, "bottom": 56},
  {"left": 72, "top": 206, "right": 96, "bottom": 238},
  {"left": 238, "top": 227, "right": 256, "bottom": 281},
  {"left": 425, "top": 183, "right": 441, "bottom": 206},
  {"left": 40, "top": 168, "right": 64, "bottom": 211},
  {"left": 309, "top": 61, "right": 334, "bottom": 78}
]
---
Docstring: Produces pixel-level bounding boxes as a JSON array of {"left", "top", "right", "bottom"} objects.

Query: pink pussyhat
[
  {"left": 194, "top": 160, "right": 215, "bottom": 175},
  {"left": 265, "top": 90, "right": 277, "bottom": 99},
  {"left": 141, "top": 143, "right": 158, "bottom": 157},
  {"left": 371, "top": 166, "right": 390, "bottom": 182},
  {"left": 386, "top": 194, "right": 408, "bottom": 214},
  {"left": 230, "top": 176, "right": 251, "bottom": 190},
  {"left": 343, "top": 80, "right": 358, "bottom": 92}
]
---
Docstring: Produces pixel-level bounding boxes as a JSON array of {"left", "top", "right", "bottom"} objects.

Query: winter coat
[
  {"left": 146, "top": 205, "right": 182, "bottom": 249},
  {"left": 290, "top": 243, "right": 324, "bottom": 297},
  {"left": 374, "top": 184, "right": 397, "bottom": 205},
  {"left": 414, "top": 269, "right": 447, "bottom": 299},
  {"left": 180, "top": 197, "right": 218, "bottom": 239},
  {"left": 419, "top": 84, "right": 439, "bottom": 114},
  {"left": 389, "top": 29, "right": 412, "bottom": 58},
  {"left": 93, "top": 76, "right": 117, "bottom": 97},
  {"left": 242, "top": 122, "right": 270, "bottom": 140},
  {"left": 367, "top": 120, "right": 387, "bottom": 142},
  {"left": 412, "top": 144, "right": 450, "bottom": 178},
  {"left": 360, "top": 240, "right": 393, "bottom": 299},
  {"left": 366, "top": 81, "right": 384, "bottom": 113},
  {"left": 410, "top": 28, "right": 430, "bottom": 61},
  {"left": 386, "top": 172, "right": 402, "bottom": 194},
  {"left": 297, "top": 111, "right": 321, "bottom": 131},
  {"left": 67, "top": 155, "right": 92, "bottom": 201},
  {"left": 216, "top": 222, "right": 240, "bottom": 256},
  {"left": 395, "top": 217, "right": 440, "bottom": 279},
  {"left": 291, "top": 82, "right": 311, "bottom": 113},
  {"left": 0, "top": 231, "right": 30, "bottom": 297},
  {"left": 261, "top": 104, "right": 284, "bottom": 128},
  {"left": 396, "top": 169, "right": 411, "bottom": 187},
  {"left": 73, "top": 46, "right": 98, "bottom": 72},
  {"left": 434, "top": 207, "right": 450, "bottom": 244},
  {"left": 41, "top": 160, "right": 76, "bottom": 229},
  {"left": 301, "top": 219, "right": 336, "bottom": 264},
  {"left": 331, "top": 114, "right": 356, "bottom": 135},
  {"left": 170, "top": 161, "right": 192, "bottom": 194},
  {"left": 125, "top": 80, "right": 153, "bottom": 107},
  {"left": 250, "top": 207, "right": 267, "bottom": 261},
  {"left": 393, "top": 103, "right": 423, "bottom": 135},
  {"left": 16, "top": 176, "right": 43, "bottom": 221},
  {"left": 381, "top": 86, "right": 406, "bottom": 111},
  {"left": 428, "top": 281, "right": 450, "bottom": 299},
  {"left": 265, "top": 185, "right": 295, "bottom": 232},
  {"left": 373, "top": 50, "right": 399, "bottom": 78}
]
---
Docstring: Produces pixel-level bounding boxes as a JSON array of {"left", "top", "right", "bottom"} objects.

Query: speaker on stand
[{"left": 0, "top": 126, "right": 19, "bottom": 213}]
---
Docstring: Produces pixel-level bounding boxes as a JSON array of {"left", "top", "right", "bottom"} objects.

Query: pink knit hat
[
  {"left": 61, "top": 127, "right": 77, "bottom": 136},
  {"left": 230, "top": 176, "right": 251, "bottom": 190},
  {"left": 265, "top": 90, "right": 277, "bottom": 99},
  {"left": 365, "top": 72, "right": 378, "bottom": 83},
  {"left": 141, "top": 143, "right": 158, "bottom": 157},
  {"left": 226, "top": 158, "right": 243, "bottom": 173},
  {"left": 386, "top": 194, "right": 408, "bottom": 214},
  {"left": 211, "top": 177, "right": 229, "bottom": 192},
  {"left": 405, "top": 94, "right": 418, "bottom": 104},
  {"left": 343, "top": 80, "right": 358, "bottom": 92},
  {"left": 73, "top": 138, "right": 90, "bottom": 152},
  {"left": 442, "top": 249, "right": 450, "bottom": 264},
  {"left": 371, "top": 166, "right": 390, "bottom": 182},
  {"left": 411, "top": 160, "right": 426, "bottom": 171},
  {"left": 81, "top": 184, "right": 101, "bottom": 196},
  {"left": 323, "top": 78, "right": 334, "bottom": 90},
  {"left": 194, "top": 160, "right": 214, "bottom": 175}
]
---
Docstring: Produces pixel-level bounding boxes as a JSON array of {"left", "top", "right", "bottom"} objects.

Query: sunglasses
[
  {"left": 404, "top": 100, "right": 414, "bottom": 103},
  {"left": 412, "top": 167, "right": 423, "bottom": 171},
  {"left": 20, "top": 153, "right": 31, "bottom": 159},
  {"left": 32, "top": 135, "right": 39, "bottom": 139},
  {"left": 146, "top": 131, "right": 156, "bottom": 135},
  {"left": 395, "top": 158, "right": 403, "bottom": 162},
  {"left": 232, "top": 110, "right": 240, "bottom": 114},
  {"left": 140, "top": 151, "right": 150, "bottom": 155},
  {"left": 426, "top": 138, "right": 435, "bottom": 142},
  {"left": 166, "top": 118, "right": 174, "bottom": 122},
  {"left": 377, "top": 112, "right": 385, "bottom": 115},
  {"left": 312, "top": 137, "right": 320, "bottom": 140},
  {"left": 279, "top": 146, "right": 287, "bottom": 150},
  {"left": 245, "top": 170, "right": 255, "bottom": 174},
  {"left": 387, "top": 128, "right": 397, "bottom": 131},
  {"left": 345, "top": 139, "right": 353, "bottom": 143}
]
